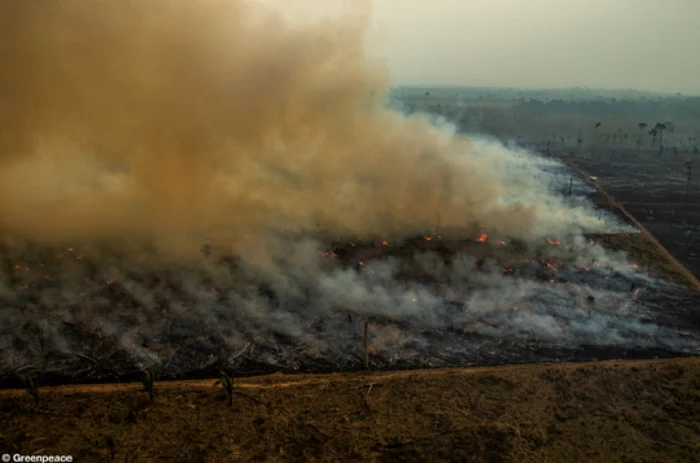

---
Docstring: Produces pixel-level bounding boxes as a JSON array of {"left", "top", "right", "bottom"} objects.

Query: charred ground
[{"left": 1, "top": 223, "right": 698, "bottom": 389}]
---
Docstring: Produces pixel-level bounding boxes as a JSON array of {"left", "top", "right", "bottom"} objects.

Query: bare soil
[{"left": 1, "top": 358, "right": 698, "bottom": 462}]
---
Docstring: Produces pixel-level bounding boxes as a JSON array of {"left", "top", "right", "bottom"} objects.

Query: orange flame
[
  {"left": 424, "top": 236, "right": 433, "bottom": 241},
  {"left": 547, "top": 238, "right": 560, "bottom": 245},
  {"left": 476, "top": 232, "right": 487, "bottom": 243},
  {"left": 317, "top": 251, "right": 339, "bottom": 257}
]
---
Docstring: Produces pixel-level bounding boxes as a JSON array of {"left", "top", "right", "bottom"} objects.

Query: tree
[
  {"left": 654, "top": 122, "right": 667, "bottom": 150},
  {"left": 637, "top": 122, "right": 648, "bottom": 150}
]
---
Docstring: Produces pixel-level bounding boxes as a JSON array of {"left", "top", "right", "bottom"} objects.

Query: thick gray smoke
[{"left": 0, "top": 0, "right": 696, "bottom": 380}]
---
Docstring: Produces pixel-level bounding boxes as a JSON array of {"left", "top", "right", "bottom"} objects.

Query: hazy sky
[{"left": 261, "top": 0, "right": 700, "bottom": 95}]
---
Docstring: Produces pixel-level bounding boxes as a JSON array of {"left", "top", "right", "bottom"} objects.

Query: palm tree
[
  {"left": 637, "top": 122, "right": 648, "bottom": 151},
  {"left": 654, "top": 122, "right": 667, "bottom": 151}
]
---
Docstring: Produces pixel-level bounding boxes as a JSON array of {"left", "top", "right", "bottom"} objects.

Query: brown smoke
[{"left": 0, "top": 0, "right": 544, "bottom": 262}]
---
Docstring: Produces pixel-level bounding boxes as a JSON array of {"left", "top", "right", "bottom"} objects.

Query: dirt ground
[{"left": 1, "top": 358, "right": 698, "bottom": 462}]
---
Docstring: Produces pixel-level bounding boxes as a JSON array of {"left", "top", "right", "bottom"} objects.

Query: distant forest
[{"left": 391, "top": 87, "right": 700, "bottom": 154}]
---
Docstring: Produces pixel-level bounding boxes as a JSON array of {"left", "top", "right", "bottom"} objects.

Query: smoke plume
[{"left": 0, "top": 0, "right": 618, "bottom": 257}]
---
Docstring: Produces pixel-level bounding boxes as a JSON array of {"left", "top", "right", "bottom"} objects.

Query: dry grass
[
  {"left": 1, "top": 358, "right": 698, "bottom": 462},
  {"left": 597, "top": 233, "right": 692, "bottom": 286}
]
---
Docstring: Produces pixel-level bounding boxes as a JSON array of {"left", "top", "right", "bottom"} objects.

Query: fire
[
  {"left": 358, "top": 261, "right": 364, "bottom": 265},
  {"left": 67, "top": 248, "right": 74, "bottom": 252},
  {"left": 476, "top": 232, "right": 487, "bottom": 243},
  {"left": 381, "top": 240, "right": 389, "bottom": 246},
  {"left": 424, "top": 236, "right": 433, "bottom": 241},
  {"left": 547, "top": 238, "right": 560, "bottom": 245},
  {"left": 317, "top": 251, "right": 338, "bottom": 257},
  {"left": 632, "top": 264, "right": 639, "bottom": 269},
  {"left": 549, "top": 279, "right": 555, "bottom": 283},
  {"left": 497, "top": 240, "right": 506, "bottom": 245}
]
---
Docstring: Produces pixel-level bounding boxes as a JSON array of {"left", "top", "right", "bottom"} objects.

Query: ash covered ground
[
  {"left": 2, "top": 205, "right": 699, "bottom": 387},
  {"left": 0, "top": 0, "right": 698, "bottom": 387}
]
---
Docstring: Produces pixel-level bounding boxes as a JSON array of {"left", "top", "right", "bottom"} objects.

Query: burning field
[{"left": 0, "top": 0, "right": 699, "bottom": 387}]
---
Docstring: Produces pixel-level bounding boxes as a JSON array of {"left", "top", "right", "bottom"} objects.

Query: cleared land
[{"left": 1, "top": 358, "right": 699, "bottom": 462}]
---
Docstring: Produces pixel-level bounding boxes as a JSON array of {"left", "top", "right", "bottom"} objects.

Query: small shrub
[
  {"left": 216, "top": 371, "right": 234, "bottom": 407},
  {"left": 141, "top": 370, "right": 156, "bottom": 401},
  {"left": 24, "top": 376, "right": 39, "bottom": 407}
]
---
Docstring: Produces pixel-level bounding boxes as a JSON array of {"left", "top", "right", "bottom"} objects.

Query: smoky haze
[
  {"left": 0, "top": 0, "right": 617, "bottom": 261},
  {"left": 370, "top": 0, "right": 700, "bottom": 95}
]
